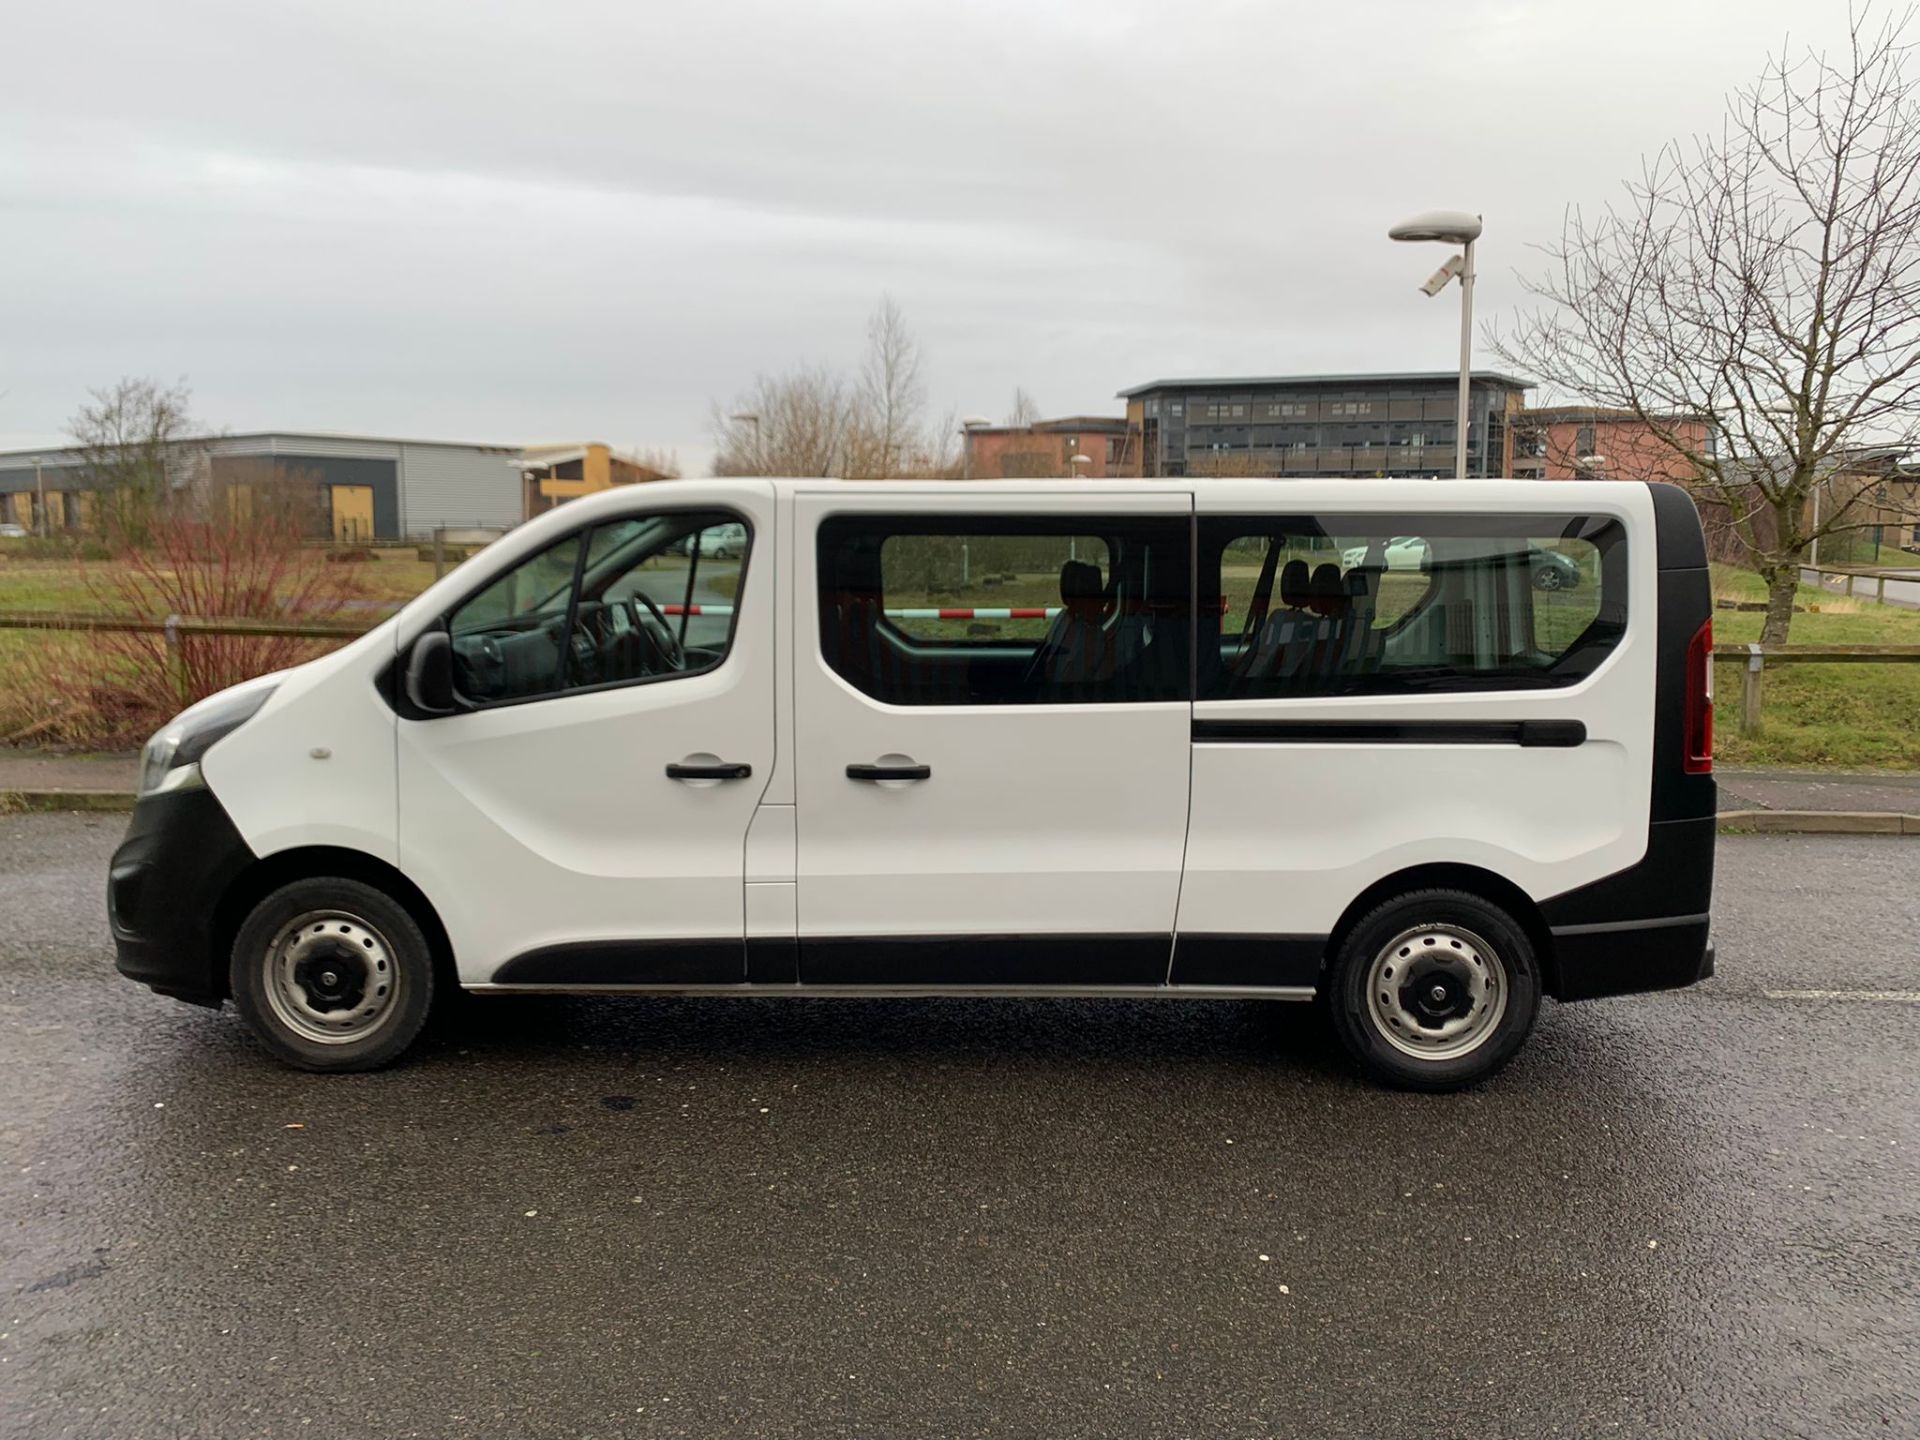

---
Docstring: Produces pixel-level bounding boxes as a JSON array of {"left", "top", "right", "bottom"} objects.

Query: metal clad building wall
[
  {"left": 1, "top": 434, "right": 521, "bottom": 540},
  {"left": 209, "top": 436, "right": 403, "bottom": 463},
  {"left": 396, "top": 442, "right": 520, "bottom": 536}
]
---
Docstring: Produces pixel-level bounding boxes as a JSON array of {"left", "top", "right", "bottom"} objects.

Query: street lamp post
[
  {"left": 1389, "top": 210, "right": 1483, "bottom": 480},
  {"left": 1067, "top": 452, "right": 1092, "bottom": 560},
  {"left": 729, "top": 412, "right": 762, "bottom": 474}
]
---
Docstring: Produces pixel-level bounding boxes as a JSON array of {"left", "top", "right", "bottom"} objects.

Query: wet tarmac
[{"left": 2, "top": 815, "right": 1915, "bottom": 1438}]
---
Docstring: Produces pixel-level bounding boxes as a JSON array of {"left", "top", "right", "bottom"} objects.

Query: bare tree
[
  {"left": 1492, "top": 6, "right": 1920, "bottom": 642},
  {"left": 628, "top": 446, "right": 681, "bottom": 479},
  {"left": 1007, "top": 387, "right": 1042, "bottom": 427},
  {"left": 711, "top": 366, "right": 857, "bottom": 477},
  {"left": 850, "top": 295, "right": 927, "bottom": 478},
  {"left": 69, "top": 377, "right": 203, "bottom": 544},
  {"left": 919, "top": 405, "right": 962, "bottom": 479}
]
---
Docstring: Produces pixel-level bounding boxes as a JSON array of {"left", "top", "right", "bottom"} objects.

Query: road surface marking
[{"left": 1763, "top": 989, "right": 1920, "bottom": 1003}]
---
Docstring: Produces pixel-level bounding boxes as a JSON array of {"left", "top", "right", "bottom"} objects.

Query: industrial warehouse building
[{"left": 0, "top": 431, "right": 525, "bottom": 541}]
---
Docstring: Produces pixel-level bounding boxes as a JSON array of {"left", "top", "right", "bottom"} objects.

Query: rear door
[
  {"left": 1174, "top": 481, "right": 1653, "bottom": 986},
  {"left": 792, "top": 487, "right": 1193, "bottom": 985}
]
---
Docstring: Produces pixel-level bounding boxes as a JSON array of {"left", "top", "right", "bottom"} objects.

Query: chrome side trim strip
[{"left": 463, "top": 982, "right": 1317, "bottom": 1001}]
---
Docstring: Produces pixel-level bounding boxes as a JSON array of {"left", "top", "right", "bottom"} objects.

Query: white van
[{"left": 109, "top": 478, "right": 1716, "bottom": 1090}]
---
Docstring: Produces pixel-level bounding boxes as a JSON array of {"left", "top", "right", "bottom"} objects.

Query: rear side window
[
  {"left": 818, "top": 515, "right": 1190, "bottom": 705},
  {"left": 1199, "top": 513, "right": 1625, "bottom": 699}
]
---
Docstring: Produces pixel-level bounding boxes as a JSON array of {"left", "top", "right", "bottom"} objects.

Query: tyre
[
  {"left": 1533, "top": 564, "right": 1567, "bottom": 591},
  {"left": 228, "top": 877, "right": 436, "bottom": 1072},
  {"left": 1326, "top": 888, "right": 1540, "bottom": 1092}
]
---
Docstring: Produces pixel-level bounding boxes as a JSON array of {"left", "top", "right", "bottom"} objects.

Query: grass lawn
[{"left": 1709, "top": 565, "right": 1920, "bottom": 770}]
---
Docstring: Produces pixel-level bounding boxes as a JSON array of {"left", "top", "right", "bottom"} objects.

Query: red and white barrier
[{"left": 659, "top": 604, "right": 1061, "bottom": 620}]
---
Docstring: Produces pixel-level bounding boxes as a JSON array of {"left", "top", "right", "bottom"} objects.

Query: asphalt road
[{"left": 2, "top": 816, "right": 1916, "bottom": 1440}]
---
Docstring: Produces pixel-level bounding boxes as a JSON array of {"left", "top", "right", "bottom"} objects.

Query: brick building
[
  {"left": 1510, "top": 406, "right": 1712, "bottom": 483},
  {"left": 960, "top": 417, "right": 1131, "bottom": 479}
]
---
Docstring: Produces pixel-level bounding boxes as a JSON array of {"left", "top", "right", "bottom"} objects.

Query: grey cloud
[{"left": 0, "top": 0, "right": 1844, "bottom": 464}]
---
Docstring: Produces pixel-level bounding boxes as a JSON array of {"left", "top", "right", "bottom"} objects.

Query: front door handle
[
  {"left": 666, "top": 761, "right": 753, "bottom": 781},
  {"left": 847, "top": 762, "right": 931, "bottom": 782}
]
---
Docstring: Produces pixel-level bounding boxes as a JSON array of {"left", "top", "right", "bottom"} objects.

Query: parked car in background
[
  {"left": 1340, "top": 535, "right": 1583, "bottom": 590},
  {"left": 697, "top": 522, "right": 747, "bottom": 560},
  {"left": 667, "top": 522, "right": 747, "bottom": 560},
  {"left": 0, "top": 523, "right": 28, "bottom": 540}
]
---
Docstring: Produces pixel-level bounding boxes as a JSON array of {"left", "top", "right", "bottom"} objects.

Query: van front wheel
[
  {"left": 1327, "top": 888, "right": 1539, "bottom": 1091},
  {"left": 229, "top": 878, "right": 436, "bottom": 1072}
]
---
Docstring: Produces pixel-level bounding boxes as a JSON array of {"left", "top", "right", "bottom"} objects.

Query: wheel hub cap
[
  {"left": 1364, "top": 924, "right": 1507, "bottom": 1062},
  {"left": 262, "top": 911, "right": 401, "bottom": 1046}
]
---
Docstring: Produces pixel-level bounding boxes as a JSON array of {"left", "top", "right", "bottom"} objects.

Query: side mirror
[{"left": 405, "top": 631, "right": 457, "bottom": 715}]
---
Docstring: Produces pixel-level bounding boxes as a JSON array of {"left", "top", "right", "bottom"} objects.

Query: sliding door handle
[
  {"left": 666, "top": 761, "right": 753, "bottom": 781},
  {"left": 847, "top": 762, "right": 931, "bottom": 782}
]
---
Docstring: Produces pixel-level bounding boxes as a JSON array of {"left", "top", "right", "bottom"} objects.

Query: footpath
[{"left": 1, "top": 749, "right": 1916, "bottom": 833}]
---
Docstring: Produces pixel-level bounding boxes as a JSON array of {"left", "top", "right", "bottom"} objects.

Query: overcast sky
[{"left": 1, "top": 0, "right": 1861, "bottom": 473}]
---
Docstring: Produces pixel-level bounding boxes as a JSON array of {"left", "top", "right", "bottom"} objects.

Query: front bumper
[{"left": 108, "top": 784, "right": 255, "bottom": 1007}]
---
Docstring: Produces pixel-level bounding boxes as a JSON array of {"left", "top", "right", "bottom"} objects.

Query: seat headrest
[
  {"left": 1280, "top": 558, "right": 1310, "bottom": 609},
  {"left": 1309, "top": 563, "right": 1345, "bottom": 615},
  {"left": 1059, "top": 559, "right": 1103, "bottom": 605}
]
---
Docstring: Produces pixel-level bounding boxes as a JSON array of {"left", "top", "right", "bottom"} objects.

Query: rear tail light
[{"left": 1683, "top": 617, "right": 1713, "bottom": 774}]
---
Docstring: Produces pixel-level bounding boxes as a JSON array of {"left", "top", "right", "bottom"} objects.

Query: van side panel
[
  {"left": 1175, "top": 482, "right": 1657, "bottom": 976},
  {"left": 201, "top": 632, "right": 401, "bottom": 865},
  {"left": 1538, "top": 483, "right": 1715, "bottom": 1000}
]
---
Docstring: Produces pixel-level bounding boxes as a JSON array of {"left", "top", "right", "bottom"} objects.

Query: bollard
[
  {"left": 433, "top": 528, "right": 446, "bottom": 581},
  {"left": 1742, "top": 643, "right": 1764, "bottom": 736}
]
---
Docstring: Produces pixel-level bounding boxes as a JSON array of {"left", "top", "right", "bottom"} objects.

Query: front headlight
[{"left": 138, "top": 682, "right": 279, "bottom": 797}]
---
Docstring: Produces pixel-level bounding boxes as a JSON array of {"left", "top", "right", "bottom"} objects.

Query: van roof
[{"left": 674, "top": 475, "right": 1650, "bottom": 504}]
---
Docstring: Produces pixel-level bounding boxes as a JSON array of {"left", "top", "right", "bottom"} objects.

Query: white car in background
[
  {"left": 1341, "top": 535, "right": 1583, "bottom": 590},
  {"left": 1341, "top": 536, "right": 1427, "bottom": 571},
  {"left": 0, "top": 523, "right": 28, "bottom": 540}
]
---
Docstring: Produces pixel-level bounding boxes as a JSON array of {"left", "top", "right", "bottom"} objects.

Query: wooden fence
[
  {"left": 4, "top": 611, "right": 1917, "bottom": 739},
  {"left": 1801, "top": 564, "right": 1920, "bottom": 604},
  {"left": 1715, "top": 644, "right": 1920, "bottom": 735}
]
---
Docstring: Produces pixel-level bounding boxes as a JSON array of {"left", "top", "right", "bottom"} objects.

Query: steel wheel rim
[
  {"left": 1364, "top": 924, "right": 1507, "bottom": 1062},
  {"left": 261, "top": 909, "right": 403, "bottom": 1046}
]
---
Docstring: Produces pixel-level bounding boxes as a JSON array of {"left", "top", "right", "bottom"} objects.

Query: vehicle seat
[
  {"left": 1040, "top": 559, "right": 1115, "bottom": 684},
  {"left": 1308, "top": 564, "right": 1348, "bottom": 675}
]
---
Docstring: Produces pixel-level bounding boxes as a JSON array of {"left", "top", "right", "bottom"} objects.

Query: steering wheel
[{"left": 631, "top": 593, "right": 685, "bottom": 671}]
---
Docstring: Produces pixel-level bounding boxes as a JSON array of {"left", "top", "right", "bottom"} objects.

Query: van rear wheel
[
  {"left": 1327, "top": 888, "right": 1539, "bottom": 1091},
  {"left": 229, "top": 877, "right": 435, "bottom": 1072}
]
